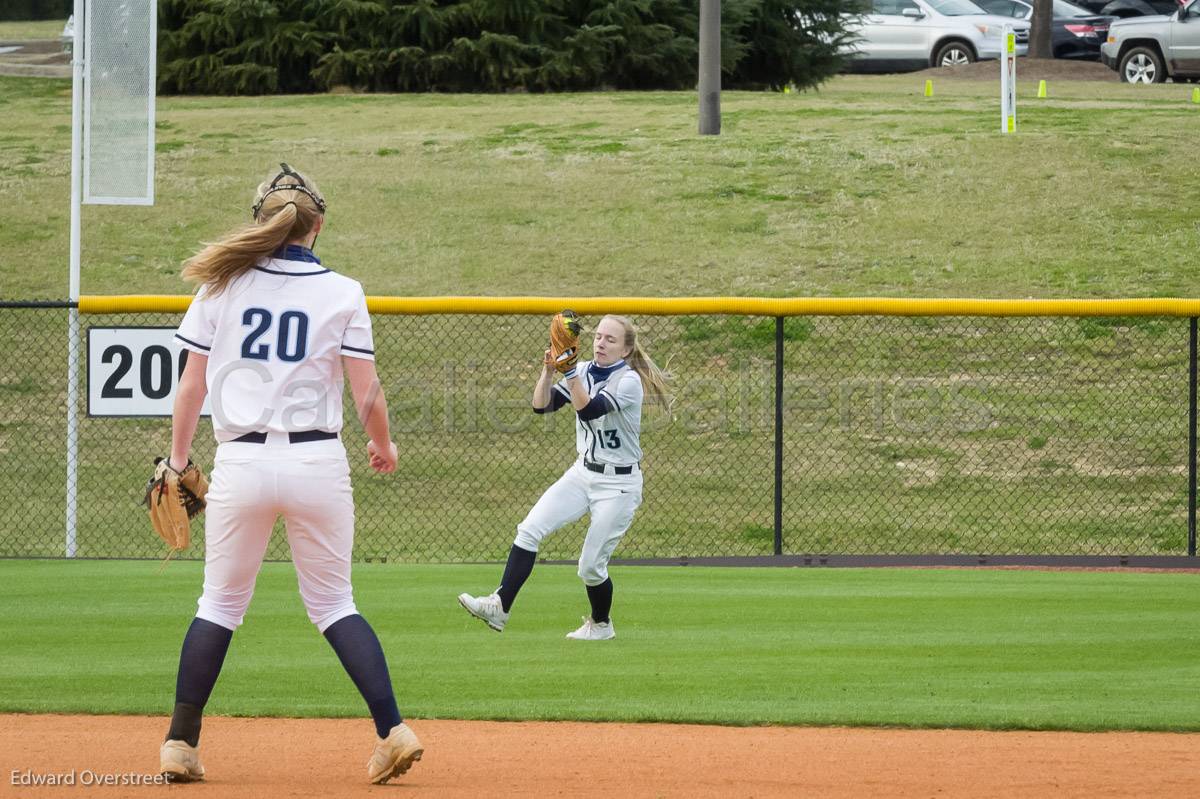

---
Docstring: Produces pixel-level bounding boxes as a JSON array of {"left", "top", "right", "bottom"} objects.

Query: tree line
[
  {"left": 158, "top": 0, "right": 857, "bottom": 94},
  {"left": 2, "top": 0, "right": 72, "bottom": 22}
]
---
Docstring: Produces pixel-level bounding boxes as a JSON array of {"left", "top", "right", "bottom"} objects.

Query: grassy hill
[{"left": 2, "top": 73, "right": 1197, "bottom": 300}]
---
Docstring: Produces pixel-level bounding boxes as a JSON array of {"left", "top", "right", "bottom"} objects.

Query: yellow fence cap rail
[
  {"left": 78, "top": 295, "right": 1200, "bottom": 317},
  {"left": 79, "top": 295, "right": 192, "bottom": 314}
]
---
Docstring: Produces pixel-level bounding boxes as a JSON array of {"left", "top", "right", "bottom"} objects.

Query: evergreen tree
[{"left": 157, "top": 0, "right": 859, "bottom": 95}]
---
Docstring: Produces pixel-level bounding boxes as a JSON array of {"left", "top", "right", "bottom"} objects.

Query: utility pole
[{"left": 698, "top": 0, "right": 720, "bottom": 135}]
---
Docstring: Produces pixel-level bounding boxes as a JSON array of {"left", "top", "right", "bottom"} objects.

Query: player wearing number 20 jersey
[
  {"left": 175, "top": 250, "right": 374, "bottom": 442},
  {"left": 159, "top": 164, "right": 422, "bottom": 786}
]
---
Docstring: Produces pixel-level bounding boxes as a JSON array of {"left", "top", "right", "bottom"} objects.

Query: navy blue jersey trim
[
  {"left": 534, "top": 390, "right": 570, "bottom": 414},
  {"left": 341, "top": 344, "right": 375, "bottom": 355},
  {"left": 272, "top": 244, "right": 322, "bottom": 263},
  {"left": 584, "top": 418, "right": 599, "bottom": 461},
  {"left": 600, "top": 388, "right": 620, "bottom": 410},
  {"left": 174, "top": 333, "right": 211, "bottom": 352},
  {"left": 253, "top": 266, "right": 331, "bottom": 276},
  {"left": 577, "top": 394, "right": 611, "bottom": 421},
  {"left": 588, "top": 359, "right": 626, "bottom": 380},
  {"left": 585, "top": 371, "right": 597, "bottom": 461}
]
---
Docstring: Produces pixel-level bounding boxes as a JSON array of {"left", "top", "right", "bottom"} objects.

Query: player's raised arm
[{"left": 532, "top": 349, "right": 558, "bottom": 410}]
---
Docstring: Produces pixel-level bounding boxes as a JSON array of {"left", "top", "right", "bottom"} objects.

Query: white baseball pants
[
  {"left": 514, "top": 460, "right": 643, "bottom": 585},
  {"left": 195, "top": 436, "right": 359, "bottom": 633}
]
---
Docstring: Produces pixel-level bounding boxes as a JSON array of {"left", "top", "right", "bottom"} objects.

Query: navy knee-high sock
[
  {"left": 496, "top": 545, "right": 537, "bottom": 612},
  {"left": 586, "top": 578, "right": 614, "bottom": 624},
  {"left": 323, "top": 614, "right": 402, "bottom": 739},
  {"left": 167, "top": 618, "right": 234, "bottom": 746}
]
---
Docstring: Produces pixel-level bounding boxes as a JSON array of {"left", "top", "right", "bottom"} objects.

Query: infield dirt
[{"left": 1, "top": 714, "right": 1196, "bottom": 797}]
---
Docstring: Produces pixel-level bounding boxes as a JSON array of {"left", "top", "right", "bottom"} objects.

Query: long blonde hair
[
  {"left": 603, "top": 315, "right": 670, "bottom": 412},
  {"left": 182, "top": 163, "right": 326, "bottom": 296}
]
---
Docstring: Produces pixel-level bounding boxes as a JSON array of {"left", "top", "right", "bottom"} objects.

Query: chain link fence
[{"left": 0, "top": 303, "right": 1194, "bottom": 562}]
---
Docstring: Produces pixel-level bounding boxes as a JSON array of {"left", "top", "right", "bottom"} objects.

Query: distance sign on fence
[{"left": 87, "top": 327, "right": 211, "bottom": 416}]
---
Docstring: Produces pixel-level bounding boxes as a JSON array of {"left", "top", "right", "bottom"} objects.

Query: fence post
[
  {"left": 65, "top": 309, "right": 79, "bottom": 558},
  {"left": 777, "top": 316, "right": 787, "bottom": 554},
  {"left": 1189, "top": 317, "right": 1197, "bottom": 557}
]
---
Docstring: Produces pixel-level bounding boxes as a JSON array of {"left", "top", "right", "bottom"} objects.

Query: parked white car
[
  {"left": 843, "top": 0, "right": 1031, "bottom": 72},
  {"left": 1100, "top": 0, "right": 1200, "bottom": 82}
]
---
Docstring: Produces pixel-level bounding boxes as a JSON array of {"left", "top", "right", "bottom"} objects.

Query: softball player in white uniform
[
  {"left": 458, "top": 315, "right": 669, "bottom": 640},
  {"left": 158, "top": 165, "right": 422, "bottom": 785}
]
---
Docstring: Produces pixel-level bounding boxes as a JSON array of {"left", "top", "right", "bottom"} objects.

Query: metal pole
[
  {"left": 698, "top": 0, "right": 720, "bottom": 135},
  {"left": 1000, "top": 26, "right": 1016, "bottom": 134},
  {"left": 774, "top": 317, "right": 784, "bottom": 556},
  {"left": 65, "top": 0, "right": 85, "bottom": 558},
  {"left": 1189, "top": 317, "right": 1197, "bottom": 557}
]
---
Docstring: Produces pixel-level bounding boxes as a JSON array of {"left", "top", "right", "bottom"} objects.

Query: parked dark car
[
  {"left": 1073, "top": 0, "right": 1182, "bottom": 17},
  {"left": 973, "top": 0, "right": 1116, "bottom": 58}
]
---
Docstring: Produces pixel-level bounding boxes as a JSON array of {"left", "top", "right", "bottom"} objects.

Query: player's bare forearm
[
  {"left": 170, "top": 353, "right": 209, "bottom": 469},
  {"left": 360, "top": 391, "right": 391, "bottom": 448},
  {"left": 343, "top": 356, "right": 392, "bottom": 448},
  {"left": 532, "top": 367, "right": 555, "bottom": 409},
  {"left": 566, "top": 373, "right": 591, "bottom": 411}
]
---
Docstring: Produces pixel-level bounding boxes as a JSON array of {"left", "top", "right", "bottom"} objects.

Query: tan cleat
[
  {"left": 160, "top": 739, "right": 205, "bottom": 783},
  {"left": 367, "top": 722, "right": 424, "bottom": 784}
]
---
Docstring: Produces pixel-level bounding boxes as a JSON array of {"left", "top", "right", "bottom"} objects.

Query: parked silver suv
[
  {"left": 843, "top": 0, "right": 1031, "bottom": 72},
  {"left": 1100, "top": 0, "right": 1200, "bottom": 81}
]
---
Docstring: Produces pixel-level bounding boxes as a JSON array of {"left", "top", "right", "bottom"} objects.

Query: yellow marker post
[
  {"left": 924, "top": 79, "right": 933, "bottom": 97},
  {"left": 1037, "top": 79, "right": 1047, "bottom": 99},
  {"left": 1192, "top": 87, "right": 1200, "bottom": 104},
  {"left": 1000, "top": 28, "right": 1016, "bottom": 133}
]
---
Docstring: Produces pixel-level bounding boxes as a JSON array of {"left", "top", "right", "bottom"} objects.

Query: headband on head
[{"left": 251, "top": 162, "right": 327, "bottom": 220}]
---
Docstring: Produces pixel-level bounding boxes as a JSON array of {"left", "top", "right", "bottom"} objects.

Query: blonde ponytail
[
  {"left": 603, "top": 315, "right": 671, "bottom": 413},
  {"left": 182, "top": 165, "right": 325, "bottom": 297}
]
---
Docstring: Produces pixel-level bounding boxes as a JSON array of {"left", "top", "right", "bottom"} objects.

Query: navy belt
[
  {"left": 232, "top": 430, "right": 338, "bottom": 444},
  {"left": 584, "top": 459, "right": 637, "bottom": 475}
]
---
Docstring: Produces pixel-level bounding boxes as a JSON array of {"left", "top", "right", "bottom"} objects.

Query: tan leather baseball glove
[
  {"left": 143, "top": 457, "right": 208, "bottom": 552},
  {"left": 549, "top": 310, "right": 582, "bottom": 374}
]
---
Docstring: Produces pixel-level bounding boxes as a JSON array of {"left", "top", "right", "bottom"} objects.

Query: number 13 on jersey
[{"left": 596, "top": 429, "right": 621, "bottom": 449}]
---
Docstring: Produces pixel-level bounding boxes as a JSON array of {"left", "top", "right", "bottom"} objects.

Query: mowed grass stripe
[{"left": 1, "top": 560, "right": 1197, "bottom": 731}]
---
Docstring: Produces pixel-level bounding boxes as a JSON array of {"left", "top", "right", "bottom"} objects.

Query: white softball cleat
[
  {"left": 457, "top": 592, "right": 509, "bottom": 632},
  {"left": 367, "top": 722, "right": 424, "bottom": 784},
  {"left": 565, "top": 616, "right": 615, "bottom": 640},
  {"left": 160, "top": 739, "right": 205, "bottom": 783}
]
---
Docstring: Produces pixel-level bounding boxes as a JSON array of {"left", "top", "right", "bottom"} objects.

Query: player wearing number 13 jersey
[
  {"left": 458, "top": 315, "right": 669, "bottom": 640},
  {"left": 160, "top": 164, "right": 422, "bottom": 785}
]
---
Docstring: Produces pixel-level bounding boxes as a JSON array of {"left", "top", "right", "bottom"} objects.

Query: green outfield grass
[
  {"left": 0, "top": 20, "right": 66, "bottom": 42},
  {"left": 1, "top": 560, "right": 1198, "bottom": 731}
]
